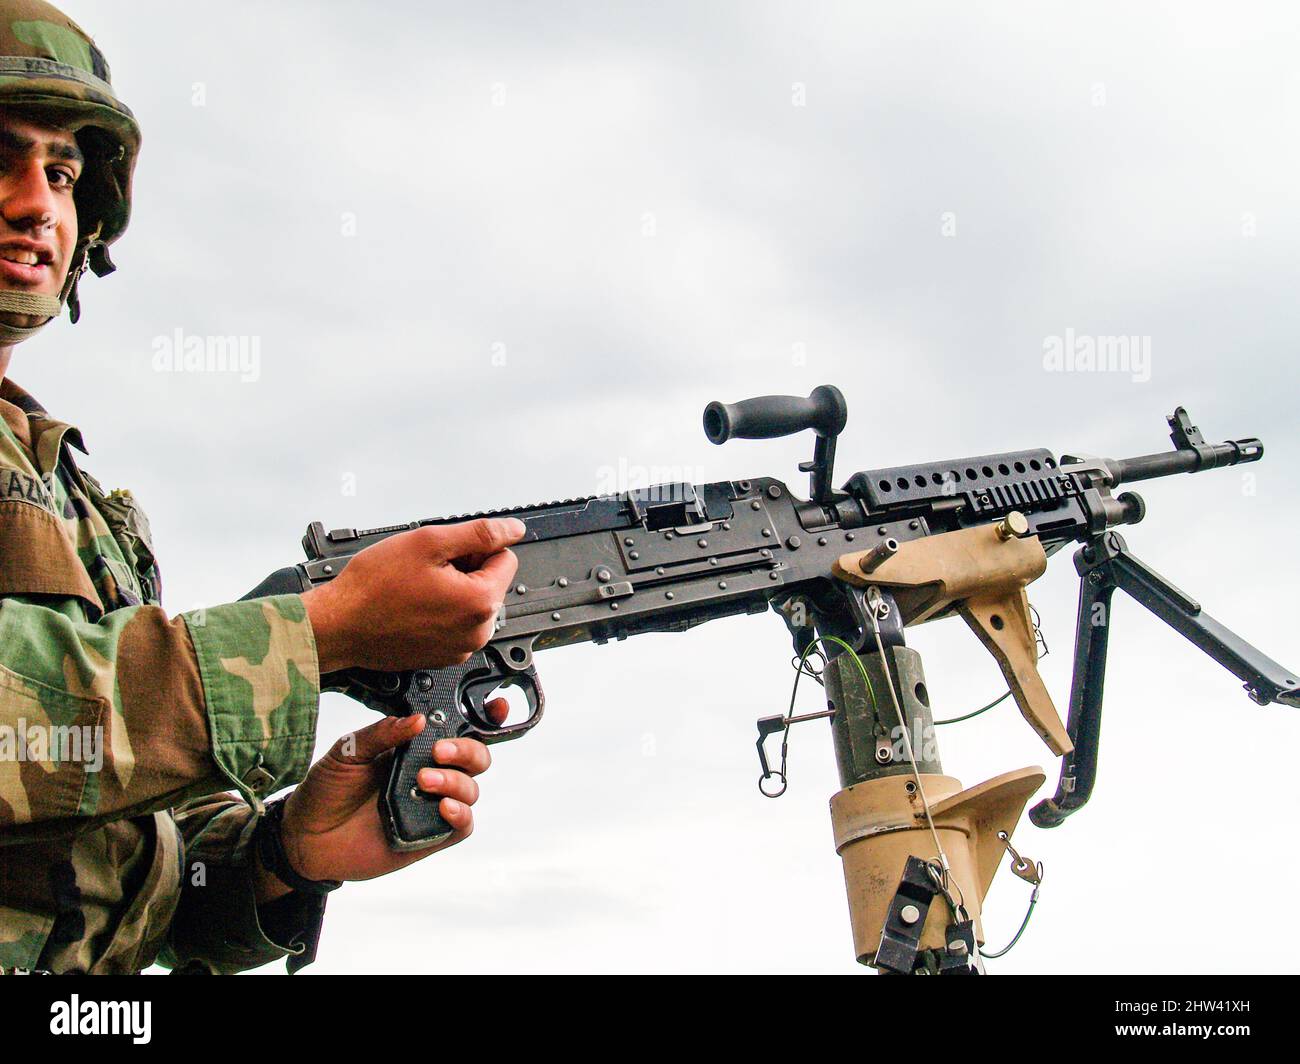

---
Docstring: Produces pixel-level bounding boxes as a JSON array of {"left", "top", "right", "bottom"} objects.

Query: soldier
[{"left": 0, "top": 0, "right": 524, "bottom": 973}]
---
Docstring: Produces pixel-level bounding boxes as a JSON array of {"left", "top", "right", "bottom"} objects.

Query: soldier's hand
[
  {"left": 301, "top": 517, "right": 525, "bottom": 673},
  {"left": 268, "top": 706, "right": 505, "bottom": 886}
]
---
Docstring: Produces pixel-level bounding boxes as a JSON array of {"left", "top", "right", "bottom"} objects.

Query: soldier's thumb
[
  {"left": 429, "top": 517, "right": 526, "bottom": 563},
  {"left": 328, "top": 714, "right": 423, "bottom": 765}
]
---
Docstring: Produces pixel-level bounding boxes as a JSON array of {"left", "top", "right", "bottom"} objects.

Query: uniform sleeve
[
  {"left": 158, "top": 794, "right": 327, "bottom": 974},
  {"left": 0, "top": 593, "right": 320, "bottom": 842}
]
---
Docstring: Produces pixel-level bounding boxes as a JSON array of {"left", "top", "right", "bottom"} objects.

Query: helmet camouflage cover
[{"left": 0, "top": 0, "right": 140, "bottom": 320}]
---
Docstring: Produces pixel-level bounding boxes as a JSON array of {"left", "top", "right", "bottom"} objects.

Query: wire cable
[{"left": 981, "top": 880, "right": 1041, "bottom": 959}]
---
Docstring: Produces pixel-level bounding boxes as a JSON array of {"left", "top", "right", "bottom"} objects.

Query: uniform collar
[{"left": 0, "top": 378, "right": 89, "bottom": 455}]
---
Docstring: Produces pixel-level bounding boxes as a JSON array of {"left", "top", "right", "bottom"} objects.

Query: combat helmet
[{"left": 0, "top": 0, "right": 139, "bottom": 334}]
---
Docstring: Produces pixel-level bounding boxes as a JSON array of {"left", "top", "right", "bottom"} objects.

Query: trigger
[{"left": 462, "top": 664, "right": 544, "bottom": 738}]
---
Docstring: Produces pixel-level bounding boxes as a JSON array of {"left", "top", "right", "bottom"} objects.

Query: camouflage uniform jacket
[{"left": 0, "top": 378, "right": 325, "bottom": 973}]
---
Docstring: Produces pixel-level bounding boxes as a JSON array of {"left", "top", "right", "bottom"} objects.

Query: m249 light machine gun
[{"left": 247, "top": 386, "right": 1296, "bottom": 972}]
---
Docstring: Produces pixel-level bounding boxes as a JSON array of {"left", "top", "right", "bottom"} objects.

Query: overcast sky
[{"left": 18, "top": 1, "right": 1298, "bottom": 973}]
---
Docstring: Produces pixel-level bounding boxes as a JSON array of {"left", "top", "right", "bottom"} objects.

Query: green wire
[
  {"left": 933, "top": 688, "right": 1012, "bottom": 726},
  {"left": 773, "top": 637, "right": 880, "bottom": 788},
  {"left": 982, "top": 886, "right": 1039, "bottom": 959},
  {"left": 790, "top": 635, "right": 880, "bottom": 718}
]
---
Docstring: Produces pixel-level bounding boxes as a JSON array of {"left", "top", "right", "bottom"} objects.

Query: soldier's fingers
[
  {"left": 428, "top": 518, "right": 526, "bottom": 564},
  {"left": 433, "top": 737, "right": 492, "bottom": 775},
  {"left": 484, "top": 696, "right": 509, "bottom": 727},
  {"left": 438, "top": 798, "right": 473, "bottom": 838},
  {"left": 464, "top": 547, "right": 519, "bottom": 599},
  {"left": 328, "top": 714, "right": 423, "bottom": 765},
  {"left": 415, "top": 767, "right": 481, "bottom": 806}
]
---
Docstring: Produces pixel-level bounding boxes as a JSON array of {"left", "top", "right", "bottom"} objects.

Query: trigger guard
[{"left": 460, "top": 667, "right": 541, "bottom": 737}]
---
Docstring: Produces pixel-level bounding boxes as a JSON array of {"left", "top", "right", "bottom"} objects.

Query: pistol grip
[
  {"left": 382, "top": 705, "right": 466, "bottom": 851},
  {"left": 328, "top": 651, "right": 543, "bottom": 851}
]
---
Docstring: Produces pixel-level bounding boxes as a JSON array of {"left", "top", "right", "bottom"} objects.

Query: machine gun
[{"left": 246, "top": 386, "right": 1296, "bottom": 972}]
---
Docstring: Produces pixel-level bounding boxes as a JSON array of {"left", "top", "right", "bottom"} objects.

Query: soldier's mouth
[
  {"left": 0, "top": 240, "right": 53, "bottom": 264},
  {"left": 0, "top": 243, "right": 54, "bottom": 285}
]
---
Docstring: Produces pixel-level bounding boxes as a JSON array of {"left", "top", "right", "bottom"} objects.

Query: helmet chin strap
[
  {"left": 0, "top": 211, "right": 108, "bottom": 342},
  {"left": 0, "top": 290, "right": 63, "bottom": 344},
  {"left": 0, "top": 238, "right": 112, "bottom": 343}
]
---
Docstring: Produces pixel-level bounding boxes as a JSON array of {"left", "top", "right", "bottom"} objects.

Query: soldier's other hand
[
  {"left": 264, "top": 702, "right": 507, "bottom": 887},
  {"left": 301, "top": 517, "right": 525, "bottom": 673}
]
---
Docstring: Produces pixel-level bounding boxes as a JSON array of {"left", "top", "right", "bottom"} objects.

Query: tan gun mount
[
  {"left": 830, "top": 767, "right": 1045, "bottom": 962},
  {"left": 833, "top": 516, "right": 1073, "bottom": 757},
  {"left": 824, "top": 513, "right": 1059, "bottom": 970}
]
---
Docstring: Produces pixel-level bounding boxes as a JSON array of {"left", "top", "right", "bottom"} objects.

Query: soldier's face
[{"left": 0, "top": 111, "right": 81, "bottom": 326}]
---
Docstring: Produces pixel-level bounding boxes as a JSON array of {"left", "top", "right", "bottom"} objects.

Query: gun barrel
[{"left": 1113, "top": 437, "right": 1262, "bottom": 486}]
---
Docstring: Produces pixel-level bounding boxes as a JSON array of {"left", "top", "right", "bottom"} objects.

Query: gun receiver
[{"left": 246, "top": 388, "right": 1291, "bottom": 967}]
